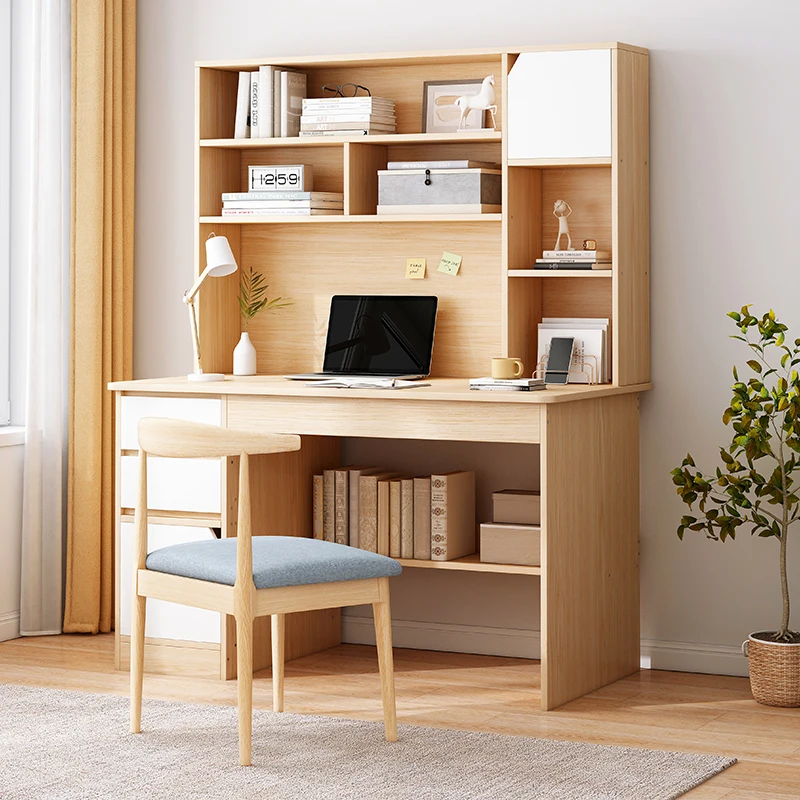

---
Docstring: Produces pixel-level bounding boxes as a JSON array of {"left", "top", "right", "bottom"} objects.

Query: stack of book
[
  {"left": 235, "top": 68, "right": 307, "bottom": 139},
  {"left": 221, "top": 191, "right": 344, "bottom": 217},
  {"left": 313, "top": 468, "right": 475, "bottom": 562},
  {"left": 299, "top": 96, "right": 396, "bottom": 137},
  {"left": 469, "top": 377, "right": 545, "bottom": 392},
  {"left": 533, "top": 249, "right": 612, "bottom": 270},
  {"left": 537, "top": 317, "right": 610, "bottom": 384}
]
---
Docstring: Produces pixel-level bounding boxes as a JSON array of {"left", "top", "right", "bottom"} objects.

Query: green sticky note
[{"left": 438, "top": 251, "right": 462, "bottom": 276}]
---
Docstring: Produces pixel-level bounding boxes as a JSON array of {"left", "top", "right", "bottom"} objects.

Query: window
[{"left": 0, "top": 0, "right": 9, "bottom": 425}]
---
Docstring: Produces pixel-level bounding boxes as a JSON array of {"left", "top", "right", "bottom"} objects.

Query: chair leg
[
  {"left": 236, "top": 615, "right": 254, "bottom": 766},
  {"left": 372, "top": 578, "right": 398, "bottom": 742},
  {"left": 129, "top": 593, "right": 146, "bottom": 734},
  {"left": 271, "top": 613, "right": 285, "bottom": 712}
]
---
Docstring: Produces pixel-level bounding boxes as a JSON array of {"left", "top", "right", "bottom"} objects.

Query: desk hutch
[{"left": 111, "top": 42, "right": 650, "bottom": 711}]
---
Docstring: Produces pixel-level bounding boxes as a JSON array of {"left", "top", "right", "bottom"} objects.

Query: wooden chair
[{"left": 129, "top": 417, "right": 401, "bottom": 766}]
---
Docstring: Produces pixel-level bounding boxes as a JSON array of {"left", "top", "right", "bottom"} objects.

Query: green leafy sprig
[{"left": 237, "top": 267, "right": 291, "bottom": 331}]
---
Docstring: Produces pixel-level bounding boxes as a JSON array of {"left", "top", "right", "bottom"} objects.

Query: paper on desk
[{"left": 305, "top": 378, "right": 431, "bottom": 390}]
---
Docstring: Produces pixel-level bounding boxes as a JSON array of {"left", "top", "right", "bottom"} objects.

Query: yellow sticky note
[
  {"left": 438, "top": 251, "right": 462, "bottom": 276},
  {"left": 405, "top": 258, "right": 426, "bottom": 279}
]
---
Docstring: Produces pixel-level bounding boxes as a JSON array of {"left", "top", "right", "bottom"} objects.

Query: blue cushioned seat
[{"left": 145, "top": 536, "right": 402, "bottom": 590}]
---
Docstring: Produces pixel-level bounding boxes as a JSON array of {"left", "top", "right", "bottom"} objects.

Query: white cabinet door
[
  {"left": 120, "top": 456, "right": 222, "bottom": 513},
  {"left": 507, "top": 50, "right": 612, "bottom": 160},
  {"left": 119, "top": 523, "right": 221, "bottom": 643},
  {"left": 121, "top": 397, "right": 222, "bottom": 450}
]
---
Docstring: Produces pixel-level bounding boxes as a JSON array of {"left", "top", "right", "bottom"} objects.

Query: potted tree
[
  {"left": 671, "top": 307, "right": 800, "bottom": 707},
  {"left": 233, "top": 267, "right": 290, "bottom": 376}
]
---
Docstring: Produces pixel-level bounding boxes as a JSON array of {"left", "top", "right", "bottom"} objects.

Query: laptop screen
[{"left": 322, "top": 296, "right": 438, "bottom": 376}]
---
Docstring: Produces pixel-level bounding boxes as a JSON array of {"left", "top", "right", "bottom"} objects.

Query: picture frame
[{"left": 422, "top": 79, "right": 486, "bottom": 133}]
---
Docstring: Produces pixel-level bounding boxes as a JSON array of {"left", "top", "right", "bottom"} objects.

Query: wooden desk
[{"left": 110, "top": 375, "right": 648, "bottom": 710}]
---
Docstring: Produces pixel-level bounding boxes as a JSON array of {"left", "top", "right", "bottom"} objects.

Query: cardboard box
[
  {"left": 480, "top": 522, "right": 540, "bottom": 566},
  {"left": 492, "top": 489, "right": 541, "bottom": 525}
]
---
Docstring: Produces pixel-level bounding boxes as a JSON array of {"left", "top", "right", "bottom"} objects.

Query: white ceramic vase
[{"left": 233, "top": 332, "right": 257, "bottom": 376}]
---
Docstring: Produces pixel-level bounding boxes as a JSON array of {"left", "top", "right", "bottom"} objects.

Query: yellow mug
[{"left": 491, "top": 357, "right": 525, "bottom": 380}]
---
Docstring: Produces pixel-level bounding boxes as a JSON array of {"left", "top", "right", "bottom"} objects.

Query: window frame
[{"left": 0, "top": 0, "right": 10, "bottom": 425}]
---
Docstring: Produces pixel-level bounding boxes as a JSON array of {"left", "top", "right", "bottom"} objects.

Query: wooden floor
[{"left": 1, "top": 635, "right": 799, "bottom": 798}]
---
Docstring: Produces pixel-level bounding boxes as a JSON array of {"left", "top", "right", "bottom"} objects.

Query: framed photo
[{"left": 422, "top": 79, "right": 486, "bottom": 133}]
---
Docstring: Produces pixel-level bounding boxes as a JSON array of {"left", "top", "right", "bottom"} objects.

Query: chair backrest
[{"left": 137, "top": 417, "right": 300, "bottom": 459}]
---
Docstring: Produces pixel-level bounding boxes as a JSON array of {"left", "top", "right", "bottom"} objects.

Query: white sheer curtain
[{"left": 19, "top": 0, "right": 70, "bottom": 636}]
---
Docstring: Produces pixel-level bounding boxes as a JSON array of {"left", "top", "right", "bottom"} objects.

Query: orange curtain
[{"left": 63, "top": 0, "right": 135, "bottom": 633}]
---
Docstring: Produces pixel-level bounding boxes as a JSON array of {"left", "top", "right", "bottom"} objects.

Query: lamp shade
[{"left": 204, "top": 234, "right": 238, "bottom": 277}]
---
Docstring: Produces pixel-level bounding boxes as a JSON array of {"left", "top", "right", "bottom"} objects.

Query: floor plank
[{"left": 1, "top": 635, "right": 798, "bottom": 798}]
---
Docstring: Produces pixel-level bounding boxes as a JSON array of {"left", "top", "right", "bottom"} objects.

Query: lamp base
[{"left": 187, "top": 372, "right": 227, "bottom": 382}]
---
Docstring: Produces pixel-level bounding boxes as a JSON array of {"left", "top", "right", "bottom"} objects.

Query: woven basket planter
[{"left": 743, "top": 632, "right": 800, "bottom": 707}]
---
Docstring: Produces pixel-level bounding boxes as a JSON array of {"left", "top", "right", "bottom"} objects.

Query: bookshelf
[{"left": 111, "top": 42, "right": 649, "bottom": 711}]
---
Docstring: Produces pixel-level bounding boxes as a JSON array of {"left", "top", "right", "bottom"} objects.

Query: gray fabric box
[{"left": 378, "top": 168, "right": 502, "bottom": 207}]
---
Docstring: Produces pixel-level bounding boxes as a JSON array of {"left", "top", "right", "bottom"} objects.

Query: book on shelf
[
  {"left": 376, "top": 203, "right": 501, "bottom": 215},
  {"left": 389, "top": 479, "right": 404, "bottom": 558},
  {"left": 377, "top": 478, "right": 392, "bottom": 556},
  {"left": 301, "top": 113, "right": 396, "bottom": 125},
  {"left": 302, "top": 96, "right": 395, "bottom": 111},
  {"left": 301, "top": 121, "right": 395, "bottom": 132},
  {"left": 249, "top": 71, "right": 260, "bottom": 139},
  {"left": 221, "top": 208, "right": 343, "bottom": 217},
  {"left": 223, "top": 200, "right": 344, "bottom": 210},
  {"left": 312, "top": 474, "right": 324, "bottom": 539},
  {"left": 413, "top": 477, "right": 432, "bottom": 560},
  {"left": 334, "top": 468, "right": 350, "bottom": 546},
  {"left": 281, "top": 71, "right": 307, "bottom": 137},
  {"left": 257, "top": 65, "right": 274, "bottom": 137},
  {"left": 273, "top": 69, "right": 282, "bottom": 135},
  {"left": 299, "top": 129, "right": 385, "bottom": 138},
  {"left": 322, "top": 469, "right": 336, "bottom": 542},
  {"left": 234, "top": 71, "right": 251, "bottom": 138},
  {"left": 533, "top": 262, "right": 611, "bottom": 270},
  {"left": 223, "top": 191, "right": 341, "bottom": 202},
  {"left": 348, "top": 467, "right": 378, "bottom": 549},
  {"left": 359, "top": 472, "right": 397, "bottom": 553},
  {"left": 387, "top": 160, "right": 500, "bottom": 170},
  {"left": 537, "top": 318, "right": 610, "bottom": 384},
  {"left": 400, "top": 478, "right": 414, "bottom": 559},
  {"left": 542, "top": 250, "right": 611, "bottom": 260},
  {"left": 431, "top": 471, "right": 476, "bottom": 562},
  {"left": 469, "top": 377, "right": 546, "bottom": 392}
]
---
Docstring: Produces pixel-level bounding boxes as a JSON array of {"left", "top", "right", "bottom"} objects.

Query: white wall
[{"left": 135, "top": 0, "right": 800, "bottom": 674}]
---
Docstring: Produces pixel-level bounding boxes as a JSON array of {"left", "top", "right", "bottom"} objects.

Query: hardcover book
[
  {"left": 359, "top": 472, "right": 396, "bottom": 552},
  {"left": 334, "top": 468, "right": 350, "bottom": 545},
  {"left": 234, "top": 71, "right": 251, "bottom": 139},
  {"left": 389, "top": 479, "right": 403, "bottom": 558},
  {"left": 378, "top": 479, "right": 391, "bottom": 556},
  {"left": 401, "top": 478, "right": 414, "bottom": 558},
  {"left": 322, "top": 469, "right": 336, "bottom": 543},
  {"left": 312, "top": 474, "right": 324, "bottom": 539},
  {"left": 348, "top": 467, "right": 378, "bottom": 549},
  {"left": 430, "top": 471, "right": 476, "bottom": 562},
  {"left": 413, "top": 477, "right": 432, "bottom": 560}
]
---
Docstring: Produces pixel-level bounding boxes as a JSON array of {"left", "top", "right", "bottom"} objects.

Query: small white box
[
  {"left": 492, "top": 489, "right": 541, "bottom": 525},
  {"left": 480, "top": 522, "right": 540, "bottom": 567}
]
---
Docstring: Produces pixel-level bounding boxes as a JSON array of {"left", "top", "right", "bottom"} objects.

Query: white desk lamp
[{"left": 184, "top": 233, "right": 238, "bottom": 381}]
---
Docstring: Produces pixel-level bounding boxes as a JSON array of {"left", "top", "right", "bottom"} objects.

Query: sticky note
[
  {"left": 438, "top": 251, "right": 462, "bottom": 276},
  {"left": 405, "top": 258, "right": 426, "bottom": 279}
]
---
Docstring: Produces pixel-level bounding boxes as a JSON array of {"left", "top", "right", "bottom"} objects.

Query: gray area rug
[{"left": 0, "top": 684, "right": 735, "bottom": 800}]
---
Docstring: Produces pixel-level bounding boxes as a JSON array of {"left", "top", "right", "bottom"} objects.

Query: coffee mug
[{"left": 491, "top": 357, "right": 525, "bottom": 380}]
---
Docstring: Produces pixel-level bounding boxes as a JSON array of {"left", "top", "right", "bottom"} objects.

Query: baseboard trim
[
  {"left": 342, "top": 615, "right": 749, "bottom": 676},
  {"left": 0, "top": 611, "right": 20, "bottom": 642}
]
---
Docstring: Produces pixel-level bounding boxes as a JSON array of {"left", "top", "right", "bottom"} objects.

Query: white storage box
[{"left": 377, "top": 168, "right": 501, "bottom": 214}]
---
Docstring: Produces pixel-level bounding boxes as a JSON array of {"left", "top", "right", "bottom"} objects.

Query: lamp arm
[
  {"left": 184, "top": 265, "right": 213, "bottom": 304},
  {"left": 186, "top": 295, "right": 203, "bottom": 375}
]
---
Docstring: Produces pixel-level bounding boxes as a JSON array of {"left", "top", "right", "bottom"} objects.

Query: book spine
[
  {"left": 377, "top": 480, "right": 391, "bottom": 556},
  {"left": 349, "top": 470, "right": 361, "bottom": 548},
  {"left": 273, "top": 70, "right": 282, "bottom": 137},
  {"left": 222, "top": 192, "right": 339, "bottom": 201},
  {"left": 334, "top": 470, "right": 349, "bottom": 545},
  {"left": 301, "top": 121, "right": 395, "bottom": 131},
  {"left": 222, "top": 201, "right": 343, "bottom": 209},
  {"left": 430, "top": 474, "right": 448, "bottom": 561},
  {"left": 533, "top": 263, "right": 594, "bottom": 270},
  {"left": 234, "top": 71, "right": 251, "bottom": 139},
  {"left": 301, "top": 113, "right": 396, "bottom": 124},
  {"left": 302, "top": 100, "right": 394, "bottom": 110},
  {"left": 285, "top": 72, "right": 306, "bottom": 137},
  {"left": 401, "top": 478, "right": 414, "bottom": 559},
  {"left": 280, "top": 71, "right": 289, "bottom": 136},
  {"left": 359, "top": 476, "right": 378, "bottom": 552},
  {"left": 542, "top": 250, "right": 610, "bottom": 259},
  {"left": 386, "top": 161, "right": 473, "bottom": 170},
  {"left": 312, "top": 474, "right": 323, "bottom": 539},
  {"left": 413, "top": 477, "right": 431, "bottom": 560},
  {"left": 258, "top": 65, "right": 273, "bottom": 138},
  {"left": 221, "top": 208, "right": 341, "bottom": 216},
  {"left": 299, "top": 130, "right": 371, "bottom": 137},
  {"left": 389, "top": 481, "right": 402, "bottom": 558},
  {"left": 249, "top": 71, "right": 260, "bottom": 138},
  {"left": 322, "top": 469, "right": 336, "bottom": 543}
]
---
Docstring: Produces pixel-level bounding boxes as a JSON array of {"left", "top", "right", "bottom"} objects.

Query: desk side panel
[
  {"left": 540, "top": 393, "right": 640, "bottom": 709},
  {"left": 226, "top": 395, "right": 541, "bottom": 444}
]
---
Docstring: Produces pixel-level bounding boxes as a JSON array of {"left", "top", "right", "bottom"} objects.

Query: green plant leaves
[{"left": 237, "top": 267, "right": 291, "bottom": 330}]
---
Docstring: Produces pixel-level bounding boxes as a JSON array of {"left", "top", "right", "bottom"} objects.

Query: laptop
[{"left": 285, "top": 295, "right": 438, "bottom": 381}]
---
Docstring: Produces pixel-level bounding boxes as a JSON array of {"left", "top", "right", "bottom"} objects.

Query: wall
[{"left": 135, "top": 0, "right": 800, "bottom": 675}]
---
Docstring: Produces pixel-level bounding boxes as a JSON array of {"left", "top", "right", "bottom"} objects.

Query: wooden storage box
[
  {"left": 480, "top": 522, "right": 540, "bottom": 566},
  {"left": 377, "top": 168, "right": 501, "bottom": 214},
  {"left": 492, "top": 489, "right": 541, "bottom": 525}
]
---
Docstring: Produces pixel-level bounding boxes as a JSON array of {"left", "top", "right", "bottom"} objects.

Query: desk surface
[{"left": 109, "top": 375, "right": 652, "bottom": 404}]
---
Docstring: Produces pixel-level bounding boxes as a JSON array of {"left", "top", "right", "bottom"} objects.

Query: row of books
[
  {"left": 221, "top": 191, "right": 344, "bottom": 217},
  {"left": 469, "top": 377, "right": 545, "bottom": 393},
  {"left": 235, "top": 68, "right": 307, "bottom": 139},
  {"left": 313, "top": 469, "right": 476, "bottom": 561},
  {"left": 299, "top": 96, "right": 396, "bottom": 138},
  {"left": 537, "top": 317, "right": 610, "bottom": 384},
  {"left": 533, "top": 249, "right": 612, "bottom": 271}
]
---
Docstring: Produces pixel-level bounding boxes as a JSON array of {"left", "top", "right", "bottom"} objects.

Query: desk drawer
[
  {"left": 119, "top": 522, "right": 220, "bottom": 643},
  {"left": 120, "top": 396, "right": 222, "bottom": 450},
  {"left": 120, "top": 456, "right": 222, "bottom": 513}
]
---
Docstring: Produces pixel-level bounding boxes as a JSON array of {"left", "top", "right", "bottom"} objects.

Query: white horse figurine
[{"left": 455, "top": 75, "right": 497, "bottom": 130}]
